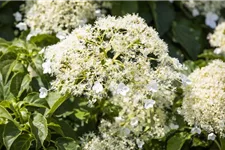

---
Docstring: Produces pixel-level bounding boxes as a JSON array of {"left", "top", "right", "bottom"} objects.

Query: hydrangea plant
[{"left": 43, "top": 14, "right": 185, "bottom": 149}]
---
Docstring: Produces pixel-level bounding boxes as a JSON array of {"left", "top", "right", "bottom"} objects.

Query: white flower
[
  {"left": 192, "top": 8, "right": 199, "bottom": 17},
  {"left": 95, "top": 9, "right": 102, "bottom": 17},
  {"left": 169, "top": 123, "right": 179, "bottom": 130},
  {"left": 146, "top": 80, "right": 158, "bottom": 93},
  {"left": 208, "top": 133, "right": 216, "bottom": 140},
  {"left": 27, "top": 65, "right": 38, "bottom": 78},
  {"left": 16, "top": 22, "right": 27, "bottom": 31},
  {"left": 130, "top": 118, "right": 138, "bottom": 127},
  {"left": 191, "top": 126, "right": 201, "bottom": 134},
  {"left": 181, "top": 74, "right": 192, "bottom": 86},
  {"left": 13, "top": 12, "right": 22, "bottom": 22},
  {"left": 39, "top": 87, "right": 48, "bottom": 98},
  {"left": 42, "top": 60, "right": 51, "bottom": 74},
  {"left": 205, "top": 12, "right": 218, "bottom": 28},
  {"left": 56, "top": 32, "right": 67, "bottom": 40},
  {"left": 136, "top": 139, "right": 144, "bottom": 149},
  {"left": 120, "top": 127, "right": 130, "bottom": 136},
  {"left": 116, "top": 83, "right": 129, "bottom": 96},
  {"left": 144, "top": 99, "right": 155, "bottom": 109},
  {"left": 214, "top": 48, "right": 222, "bottom": 54},
  {"left": 114, "top": 116, "right": 124, "bottom": 123},
  {"left": 92, "top": 81, "right": 103, "bottom": 93}
]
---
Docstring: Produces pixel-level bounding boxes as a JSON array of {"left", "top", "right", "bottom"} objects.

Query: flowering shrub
[
  {"left": 20, "top": 0, "right": 111, "bottom": 39},
  {"left": 2, "top": 1, "right": 225, "bottom": 150},
  {"left": 43, "top": 14, "right": 185, "bottom": 149},
  {"left": 181, "top": 60, "right": 225, "bottom": 136}
]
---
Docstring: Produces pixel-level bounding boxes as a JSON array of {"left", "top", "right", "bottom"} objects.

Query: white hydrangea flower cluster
[
  {"left": 44, "top": 14, "right": 184, "bottom": 144},
  {"left": 181, "top": 60, "right": 225, "bottom": 136},
  {"left": 44, "top": 14, "right": 183, "bottom": 100},
  {"left": 81, "top": 132, "right": 136, "bottom": 150},
  {"left": 183, "top": 1, "right": 225, "bottom": 28},
  {"left": 23, "top": 0, "right": 110, "bottom": 36},
  {"left": 208, "top": 22, "right": 225, "bottom": 55}
]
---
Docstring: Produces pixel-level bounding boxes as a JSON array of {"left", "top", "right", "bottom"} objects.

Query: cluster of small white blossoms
[
  {"left": 208, "top": 22, "right": 225, "bottom": 55},
  {"left": 19, "top": 0, "right": 111, "bottom": 40},
  {"left": 81, "top": 131, "right": 136, "bottom": 150},
  {"left": 183, "top": 1, "right": 225, "bottom": 28},
  {"left": 43, "top": 14, "right": 185, "bottom": 146},
  {"left": 181, "top": 60, "right": 225, "bottom": 137}
]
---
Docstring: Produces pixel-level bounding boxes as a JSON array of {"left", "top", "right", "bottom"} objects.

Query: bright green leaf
[
  {"left": 23, "top": 92, "right": 49, "bottom": 108},
  {"left": 0, "top": 105, "right": 14, "bottom": 122},
  {"left": 45, "top": 93, "right": 69, "bottom": 118},
  {"left": 29, "top": 112, "right": 48, "bottom": 148},
  {"left": 55, "top": 137, "right": 79, "bottom": 150}
]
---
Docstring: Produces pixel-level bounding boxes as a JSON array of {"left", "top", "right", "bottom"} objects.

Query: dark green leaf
[
  {"left": 10, "top": 72, "right": 25, "bottom": 97},
  {"left": 0, "top": 1, "right": 9, "bottom": 8},
  {"left": 0, "top": 52, "right": 17, "bottom": 83},
  {"left": 172, "top": 19, "right": 204, "bottom": 60},
  {"left": 18, "top": 74, "right": 31, "bottom": 97},
  {"left": 11, "top": 134, "right": 33, "bottom": 150},
  {"left": 149, "top": 2, "right": 175, "bottom": 36},
  {"left": 48, "top": 122, "right": 64, "bottom": 137},
  {"left": 3, "top": 121, "right": 21, "bottom": 150},
  {"left": 111, "top": 1, "right": 138, "bottom": 16},
  {"left": 167, "top": 132, "right": 192, "bottom": 150}
]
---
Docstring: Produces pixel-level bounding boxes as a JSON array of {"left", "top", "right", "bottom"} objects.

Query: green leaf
[
  {"left": 111, "top": 1, "right": 138, "bottom": 16},
  {"left": 0, "top": 105, "right": 14, "bottom": 122},
  {"left": 29, "top": 34, "right": 59, "bottom": 48},
  {"left": 192, "top": 137, "right": 208, "bottom": 147},
  {"left": 74, "top": 109, "right": 89, "bottom": 120},
  {"left": 45, "top": 92, "right": 69, "bottom": 118},
  {"left": 48, "top": 122, "right": 64, "bottom": 137},
  {"left": 55, "top": 137, "right": 79, "bottom": 150},
  {"left": 10, "top": 72, "right": 25, "bottom": 97},
  {"left": 11, "top": 61, "right": 25, "bottom": 73},
  {"left": 0, "top": 52, "right": 17, "bottom": 83},
  {"left": 0, "top": 0, "right": 11, "bottom": 8},
  {"left": 138, "top": 2, "right": 153, "bottom": 23},
  {"left": 23, "top": 92, "right": 49, "bottom": 108},
  {"left": 167, "top": 132, "right": 192, "bottom": 150},
  {"left": 18, "top": 74, "right": 31, "bottom": 97},
  {"left": 11, "top": 134, "right": 33, "bottom": 150},
  {"left": 3, "top": 121, "right": 21, "bottom": 150},
  {"left": 149, "top": 1, "right": 175, "bottom": 36},
  {"left": 29, "top": 112, "right": 48, "bottom": 148},
  {"left": 172, "top": 19, "right": 204, "bottom": 60}
]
